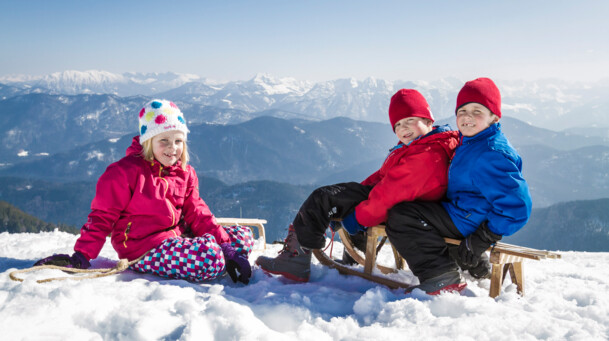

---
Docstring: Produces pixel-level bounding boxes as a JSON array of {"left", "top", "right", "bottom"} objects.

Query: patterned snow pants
[{"left": 130, "top": 225, "right": 254, "bottom": 282}]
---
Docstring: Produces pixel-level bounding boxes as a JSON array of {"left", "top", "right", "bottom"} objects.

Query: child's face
[
  {"left": 152, "top": 130, "right": 185, "bottom": 167},
  {"left": 456, "top": 103, "right": 499, "bottom": 137},
  {"left": 394, "top": 117, "right": 433, "bottom": 145}
]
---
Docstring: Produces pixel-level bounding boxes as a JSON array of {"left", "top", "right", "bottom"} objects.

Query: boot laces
[{"left": 278, "top": 226, "right": 298, "bottom": 256}]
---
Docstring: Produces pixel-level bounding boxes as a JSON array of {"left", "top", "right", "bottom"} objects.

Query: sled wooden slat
[
  {"left": 330, "top": 224, "right": 561, "bottom": 298},
  {"left": 216, "top": 218, "right": 267, "bottom": 250}
]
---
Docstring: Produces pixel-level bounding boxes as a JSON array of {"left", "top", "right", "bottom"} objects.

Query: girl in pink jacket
[{"left": 35, "top": 100, "right": 253, "bottom": 284}]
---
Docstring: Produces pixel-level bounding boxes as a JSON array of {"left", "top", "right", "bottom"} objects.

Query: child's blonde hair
[{"left": 141, "top": 138, "right": 190, "bottom": 170}]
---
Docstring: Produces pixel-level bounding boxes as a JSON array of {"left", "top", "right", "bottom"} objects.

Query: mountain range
[
  {"left": 0, "top": 70, "right": 204, "bottom": 97},
  {"left": 0, "top": 200, "right": 78, "bottom": 234},
  {"left": 1, "top": 111, "right": 607, "bottom": 208},
  {"left": 0, "top": 70, "right": 607, "bottom": 250},
  {"left": 504, "top": 198, "right": 609, "bottom": 252},
  {"left": 2, "top": 70, "right": 609, "bottom": 131}
]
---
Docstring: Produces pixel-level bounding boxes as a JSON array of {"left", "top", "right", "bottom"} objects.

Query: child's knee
[
  {"left": 222, "top": 225, "right": 255, "bottom": 255},
  {"left": 191, "top": 236, "right": 225, "bottom": 280}
]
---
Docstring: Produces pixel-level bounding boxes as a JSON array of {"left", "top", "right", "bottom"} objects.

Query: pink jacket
[{"left": 74, "top": 137, "right": 230, "bottom": 261}]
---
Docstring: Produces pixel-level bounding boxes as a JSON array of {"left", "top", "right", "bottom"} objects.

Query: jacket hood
[
  {"left": 126, "top": 136, "right": 143, "bottom": 157},
  {"left": 427, "top": 124, "right": 452, "bottom": 136},
  {"left": 419, "top": 124, "right": 458, "bottom": 143},
  {"left": 420, "top": 124, "right": 459, "bottom": 157}
]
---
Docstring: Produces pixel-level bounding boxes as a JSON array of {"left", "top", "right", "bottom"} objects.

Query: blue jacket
[{"left": 442, "top": 123, "right": 532, "bottom": 237}]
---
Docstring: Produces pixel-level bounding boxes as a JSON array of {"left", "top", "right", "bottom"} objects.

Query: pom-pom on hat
[
  {"left": 138, "top": 99, "right": 189, "bottom": 143},
  {"left": 456, "top": 77, "right": 502, "bottom": 118},
  {"left": 389, "top": 89, "right": 434, "bottom": 131}
]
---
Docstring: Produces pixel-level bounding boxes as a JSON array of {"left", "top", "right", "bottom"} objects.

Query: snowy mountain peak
[
  {"left": 1, "top": 70, "right": 205, "bottom": 96},
  {"left": 124, "top": 71, "right": 203, "bottom": 86},
  {"left": 41, "top": 70, "right": 125, "bottom": 84},
  {"left": 247, "top": 73, "right": 311, "bottom": 96},
  {"left": 33, "top": 70, "right": 126, "bottom": 95}
]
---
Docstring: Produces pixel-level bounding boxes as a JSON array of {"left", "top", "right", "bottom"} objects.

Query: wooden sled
[
  {"left": 313, "top": 248, "right": 416, "bottom": 290},
  {"left": 314, "top": 225, "right": 561, "bottom": 297},
  {"left": 216, "top": 218, "right": 267, "bottom": 250}
]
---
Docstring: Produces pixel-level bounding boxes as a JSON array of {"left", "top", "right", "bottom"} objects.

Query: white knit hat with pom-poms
[{"left": 138, "top": 99, "right": 189, "bottom": 143}]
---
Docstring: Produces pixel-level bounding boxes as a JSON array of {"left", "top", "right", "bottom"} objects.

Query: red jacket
[
  {"left": 74, "top": 137, "right": 229, "bottom": 261},
  {"left": 355, "top": 126, "right": 459, "bottom": 227}
]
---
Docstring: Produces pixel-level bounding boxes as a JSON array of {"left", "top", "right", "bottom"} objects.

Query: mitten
[
  {"left": 457, "top": 221, "right": 502, "bottom": 268},
  {"left": 221, "top": 243, "right": 252, "bottom": 284},
  {"left": 34, "top": 251, "right": 91, "bottom": 269}
]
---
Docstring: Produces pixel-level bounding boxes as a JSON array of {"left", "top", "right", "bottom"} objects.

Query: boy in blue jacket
[{"left": 385, "top": 77, "right": 532, "bottom": 295}]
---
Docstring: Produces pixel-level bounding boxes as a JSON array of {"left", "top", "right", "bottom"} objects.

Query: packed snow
[{"left": 1, "top": 230, "right": 608, "bottom": 340}]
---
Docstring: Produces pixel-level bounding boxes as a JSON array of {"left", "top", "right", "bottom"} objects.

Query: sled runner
[{"left": 314, "top": 225, "right": 561, "bottom": 298}]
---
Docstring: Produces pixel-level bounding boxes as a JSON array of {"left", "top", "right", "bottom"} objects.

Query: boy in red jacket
[{"left": 256, "top": 89, "right": 459, "bottom": 282}]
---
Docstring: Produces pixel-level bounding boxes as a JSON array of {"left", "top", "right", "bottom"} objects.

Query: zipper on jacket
[
  {"left": 157, "top": 163, "right": 176, "bottom": 228},
  {"left": 159, "top": 177, "right": 176, "bottom": 227},
  {"left": 123, "top": 222, "right": 132, "bottom": 248}
]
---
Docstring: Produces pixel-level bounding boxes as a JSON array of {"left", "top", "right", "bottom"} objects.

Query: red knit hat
[
  {"left": 388, "top": 89, "right": 434, "bottom": 131},
  {"left": 456, "top": 77, "right": 502, "bottom": 118}
]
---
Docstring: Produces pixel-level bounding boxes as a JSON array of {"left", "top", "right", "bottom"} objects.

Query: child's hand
[
  {"left": 221, "top": 243, "right": 252, "bottom": 284},
  {"left": 341, "top": 211, "right": 367, "bottom": 235},
  {"left": 457, "top": 222, "right": 501, "bottom": 267},
  {"left": 33, "top": 251, "right": 91, "bottom": 269}
]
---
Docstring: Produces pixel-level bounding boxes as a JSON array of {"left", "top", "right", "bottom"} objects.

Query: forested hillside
[{"left": 0, "top": 200, "right": 78, "bottom": 234}]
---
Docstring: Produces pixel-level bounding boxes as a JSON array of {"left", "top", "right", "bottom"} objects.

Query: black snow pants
[
  {"left": 385, "top": 201, "right": 465, "bottom": 282},
  {"left": 293, "top": 182, "right": 372, "bottom": 250}
]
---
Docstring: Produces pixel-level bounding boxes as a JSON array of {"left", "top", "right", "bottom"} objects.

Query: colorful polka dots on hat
[{"left": 138, "top": 99, "right": 189, "bottom": 143}]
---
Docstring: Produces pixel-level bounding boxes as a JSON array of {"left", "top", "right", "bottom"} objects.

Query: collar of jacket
[
  {"left": 148, "top": 157, "right": 184, "bottom": 177},
  {"left": 460, "top": 123, "right": 501, "bottom": 145},
  {"left": 389, "top": 124, "right": 453, "bottom": 152},
  {"left": 126, "top": 136, "right": 184, "bottom": 176}
]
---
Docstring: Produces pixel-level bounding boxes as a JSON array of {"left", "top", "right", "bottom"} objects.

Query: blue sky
[{"left": 1, "top": 0, "right": 607, "bottom": 82}]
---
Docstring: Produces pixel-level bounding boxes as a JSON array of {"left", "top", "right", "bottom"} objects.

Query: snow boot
[
  {"left": 255, "top": 224, "right": 312, "bottom": 282},
  {"left": 407, "top": 270, "right": 467, "bottom": 295},
  {"left": 336, "top": 249, "right": 358, "bottom": 266}
]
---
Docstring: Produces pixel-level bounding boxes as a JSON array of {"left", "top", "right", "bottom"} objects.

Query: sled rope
[
  {"left": 9, "top": 253, "right": 147, "bottom": 284},
  {"left": 322, "top": 227, "right": 336, "bottom": 258}
]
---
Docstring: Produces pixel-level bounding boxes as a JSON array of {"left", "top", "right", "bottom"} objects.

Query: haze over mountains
[
  {"left": 3, "top": 70, "right": 609, "bottom": 131},
  {"left": 0, "top": 70, "right": 607, "bottom": 249}
]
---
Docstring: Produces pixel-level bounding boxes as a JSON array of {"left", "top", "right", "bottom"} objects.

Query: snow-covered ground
[{"left": 1, "top": 230, "right": 608, "bottom": 341}]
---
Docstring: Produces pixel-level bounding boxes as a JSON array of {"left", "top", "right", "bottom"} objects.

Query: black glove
[
  {"left": 221, "top": 243, "right": 251, "bottom": 284},
  {"left": 457, "top": 221, "right": 502, "bottom": 268},
  {"left": 34, "top": 251, "right": 91, "bottom": 269}
]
